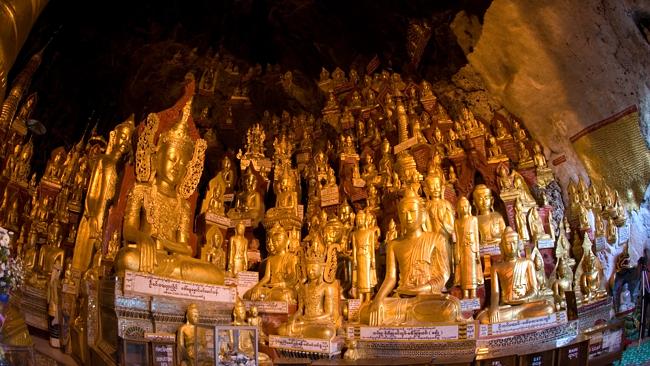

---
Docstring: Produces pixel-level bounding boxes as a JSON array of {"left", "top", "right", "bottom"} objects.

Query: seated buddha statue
[
  {"left": 244, "top": 223, "right": 298, "bottom": 304},
  {"left": 277, "top": 239, "right": 341, "bottom": 339},
  {"left": 494, "top": 120, "right": 511, "bottom": 140},
  {"left": 477, "top": 227, "right": 555, "bottom": 324},
  {"left": 551, "top": 257, "right": 572, "bottom": 310},
  {"left": 266, "top": 167, "right": 298, "bottom": 222},
  {"left": 29, "top": 220, "right": 65, "bottom": 288},
  {"left": 115, "top": 98, "right": 224, "bottom": 285},
  {"left": 528, "top": 207, "right": 552, "bottom": 244},
  {"left": 360, "top": 189, "right": 464, "bottom": 326},
  {"left": 227, "top": 167, "right": 265, "bottom": 226},
  {"left": 578, "top": 249, "right": 604, "bottom": 303},
  {"left": 473, "top": 185, "right": 507, "bottom": 248},
  {"left": 200, "top": 171, "right": 226, "bottom": 216}
]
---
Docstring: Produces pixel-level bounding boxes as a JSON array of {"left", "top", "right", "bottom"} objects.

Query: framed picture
[{"left": 122, "top": 338, "right": 149, "bottom": 366}]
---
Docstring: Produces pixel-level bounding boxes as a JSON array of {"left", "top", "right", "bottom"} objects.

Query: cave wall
[{"left": 452, "top": 0, "right": 650, "bottom": 258}]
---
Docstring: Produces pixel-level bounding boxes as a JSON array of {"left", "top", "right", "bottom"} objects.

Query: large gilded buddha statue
[
  {"left": 115, "top": 97, "right": 224, "bottom": 284},
  {"left": 360, "top": 188, "right": 464, "bottom": 326}
]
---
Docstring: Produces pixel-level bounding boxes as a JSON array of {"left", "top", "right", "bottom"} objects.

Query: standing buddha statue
[
  {"left": 71, "top": 116, "right": 134, "bottom": 273},
  {"left": 227, "top": 222, "right": 248, "bottom": 276},
  {"left": 454, "top": 197, "right": 483, "bottom": 299},
  {"left": 351, "top": 210, "right": 378, "bottom": 302},
  {"left": 115, "top": 98, "right": 224, "bottom": 284}
]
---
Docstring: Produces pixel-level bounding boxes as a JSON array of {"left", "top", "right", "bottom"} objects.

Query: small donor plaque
[
  {"left": 123, "top": 271, "right": 236, "bottom": 303},
  {"left": 348, "top": 325, "right": 469, "bottom": 341},
  {"left": 537, "top": 238, "right": 554, "bottom": 249},
  {"left": 269, "top": 335, "right": 343, "bottom": 354},
  {"left": 244, "top": 300, "right": 289, "bottom": 314},
  {"left": 460, "top": 298, "right": 481, "bottom": 312},
  {"left": 347, "top": 299, "right": 361, "bottom": 321},
  {"left": 321, "top": 187, "right": 339, "bottom": 207},
  {"left": 480, "top": 244, "right": 501, "bottom": 256}
]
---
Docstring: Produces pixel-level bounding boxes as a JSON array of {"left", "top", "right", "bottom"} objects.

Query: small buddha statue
[
  {"left": 228, "top": 222, "right": 248, "bottom": 276},
  {"left": 219, "top": 156, "right": 236, "bottom": 192},
  {"left": 43, "top": 148, "right": 66, "bottom": 184},
  {"left": 473, "top": 184, "right": 506, "bottom": 248},
  {"left": 551, "top": 257, "right": 573, "bottom": 310},
  {"left": 247, "top": 306, "right": 267, "bottom": 345},
  {"left": 517, "top": 141, "right": 534, "bottom": 169},
  {"left": 244, "top": 223, "right": 298, "bottom": 304},
  {"left": 513, "top": 173, "right": 536, "bottom": 209},
  {"left": 105, "top": 230, "right": 121, "bottom": 262},
  {"left": 201, "top": 172, "right": 226, "bottom": 216},
  {"left": 115, "top": 98, "right": 224, "bottom": 285},
  {"left": 619, "top": 283, "right": 634, "bottom": 312},
  {"left": 454, "top": 197, "right": 483, "bottom": 299},
  {"left": 277, "top": 239, "right": 341, "bottom": 339},
  {"left": 351, "top": 210, "right": 379, "bottom": 302},
  {"left": 487, "top": 135, "right": 508, "bottom": 163},
  {"left": 594, "top": 214, "right": 605, "bottom": 238},
  {"left": 177, "top": 304, "right": 208, "bottom": 366},
  {"left": 448, "top": 166, "right": 458, "bottom": 184},
  {"left": 606, "top": 217, "right": 618, "bottom": 244},
  {"left": 513, "top": 120, "right": 527, "bottom": 141},
  {"left": 22, "top": 226, "right": 39, "bottom": 273},
  {"left": 2, "top": 143, "right": 21, "bottom": 179},
  {"left": 202, "top": 226, "right": 226, "bottom": 270},
  {"left": 422, "top": 169, "right": 455, "bottom": 269},
  {"left": 477, "top": 227, "right": 554, "bottom": 323},
  {"left": 227, "top": 167, "right": 265, "bottom": 226},
  {"left": 494, "top": 120, "right": 511, "bottom": 140},
  {"left": 532, "top": 142, "right": 548, "bottom": 169},
  {"left": 528, "top": 208, "right": 551, "bottom": 244},
  {"left": 514, "top": 198, "right": 530, "bottom": 242},
  {"left": 579, "top": 250, "right": 602, "bottom": 303},
  {"left": 70, "top": 159, "right": 90, "bottom": 205},
  {"left": 531, "top": 248, "right": 552, "bottom": 295},
  {"left": 71, "top": 115, "right": 134, "bottom": 272},
  {"left": 360, "top": 189, "right": 464, "bottom": 326}
]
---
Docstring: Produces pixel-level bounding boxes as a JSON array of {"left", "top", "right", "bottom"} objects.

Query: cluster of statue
[{"left": 0, "top": 50, "right": 633, "bottom": 365}]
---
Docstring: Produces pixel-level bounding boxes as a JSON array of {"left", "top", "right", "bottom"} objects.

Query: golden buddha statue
[
  {"left": 277, "top": 238, "right": 341, "bottom": 339},
  {"left": 487, "top": 135, "right": 508, "bottom": 164},
  {"left": 513, "top": 173, "right": 536, "bottom": 209},
  {"left": 267, "top": 167, "right": 298, "bottom": 219},
  {"left": 578, "top": 250, "right": 603, "bottom": 303},
  {"left": 228, "top": 222, "right": 248, "bottom": 276},
  {"left": 22, "top": 225, "right": 39, "bottom": 273},
  {"left": 551, "top": 257, "right": 573, "bottom": 310},
  {"left": 477, "top": 227, "right": 554, "bottom": 324},
  {"left": 244, "top": 223, "right": 298, "bottom": 303},
  {"left": 528, "top": 207, "right": 552, "bottom": 244},
  {"left": 115, "top": 98, "right": 224, "bottom": 285},
  {"left": 105, "top": 230, "right": 121, "bottom": 262},
  {"left": 43, "top": 148, "right": 66, "bottom": 184},
  {"left": 606, "top": 217, "right": 618, "bottom": 244},
  {"left": 517, "top": 141, "right": 534, "bottom": 169},
  {"left": 514, "top": 198, "right": 530, "bottom": 242},
  {"left": 594, "top": 214, "right": 605, "bottom": 238},
  {"left": 513, "top": 120, "right": 528, "bottom": 141},
  {"left": 177, "top": 303, "right": 209, "bottom": 366},
  {"left": 227, "top": 167, "right": 265, "bottom": 226},
  {"left": 422, "top": 169, "right": 455, "bottom": 269},
  {"left": 351, "top": 210, "right": 379, "bottom": 302},
  {"left": 360, "top": 189, "right": 463, "bottom": 326},
  {"left": 70, "top": 158, "right": 90, "bottom": 205},
  {"left": 29, "top": 219, "right": 65, "bottom": 288},
  {"left": 446, "top": 128, "right": 463, "bottom": 155},
  {"left": 494, "top": 120, "right": 511, "bottom": 140},
  {"left": 202, "top": 226, "right": 226, "bottom": 270},
  {"left": 473, "top": 184, "right": 506, "bottom": 248},
  {"left": 2, "top": 143, "right": 21, "bottom": 179},
  {"left": 247, "top": 305, "right": 267, "bottom": 345},
  {"left": 71, "top": 116, "right": 134, "bottom": 272},
  {"left": 454, "top": 197, "right": 483, "bottom": 299},
  {"left": 448, "top": 166, "right": 458, "bottom": 184},
  {"left": 200, "top": 171, "right": 226, "bottom": 216}
]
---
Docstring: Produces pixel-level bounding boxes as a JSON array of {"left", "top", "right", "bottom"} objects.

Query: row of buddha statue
[{"left": 0, "top": 52, "right": 631, "bottom": 365}]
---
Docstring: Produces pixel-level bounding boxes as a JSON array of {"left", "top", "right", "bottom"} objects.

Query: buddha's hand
[
  {"left": 367, "top": 300, "right": 383, "bottom": 326},
  {"left": 137, "top": 233, "right": 157, "bottom": 273},
  {"left": 249, "top": 285, "right": 263, "bottom": 299},
  {"left": 489, "top": 308, "right": 500, "bottom": 323}
]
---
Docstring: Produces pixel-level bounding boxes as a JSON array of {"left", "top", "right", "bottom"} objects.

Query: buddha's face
[
  {"left": 114, "top": 127, "right": 132, "bottom": 155},
  {"left": 187, "top": 307, "right": 199, "bottom": 324},
  {"left": 307, "top": 262, "right": 322, "bottom": 281},
  {"left": 474, "top": 187, "right": 493, "bottom": 213},
  {"left": 158, "top": 145, "right": 187, "bottom": 187},
  {"left": 425, "top": 176, "right": 442, "bottom": 199},
  {"left": 398, "top": 199, "right": 422, "bottom": 232},
  {"left": 356, "top": 211, "right": 366, "bottom": 227},
  {"left": 223, "top": 157, "right": 231, "bottom": 170},
  {"left": 458, "top": 198, "right": 470, "bottom": 216},
  {"left": 234, "top": 304, "right": 247, "bottom": 322},
  {"left": 501, "top": 234, "right": 518, "bottom": 259}
]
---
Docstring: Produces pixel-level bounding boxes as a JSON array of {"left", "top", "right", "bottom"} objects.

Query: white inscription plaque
[{"left": 123, "top": 271, "right": 236, "bottom": 303}]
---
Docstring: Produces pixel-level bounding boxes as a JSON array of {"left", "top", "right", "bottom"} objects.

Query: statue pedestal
[
  {"left": 269, "top": 335, "right": 344, "bottom": 359},
  {"left": 576, "top": 297, "right": 613, "bottom": 332},
  {"left": 344, "top": 323, "right": 477, "bottom": 360},
  {"left": 93, "top": 274, "right": 235, "bottom": 365},
  {"left": 21, "top": 283, "right": 48, "bottom": 331}
]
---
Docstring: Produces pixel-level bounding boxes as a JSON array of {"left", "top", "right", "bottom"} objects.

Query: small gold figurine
[
  {"left": 228, "top": 167, "right": 265, "bottom": 226},
  {"left": 228, "top": 222, "right": 249, "bottom": 276},
  {"left": 351, "top": 210, "right": 378, "bottom": 302},
  {"left": 454, "top": 197, "right": 483, "bottom": 299},
  {"left": 551, "top": 257, "right": 572, "bottom": 310},
  {"left": 177, "top": 304, "right": 208, "bottom": 366}
]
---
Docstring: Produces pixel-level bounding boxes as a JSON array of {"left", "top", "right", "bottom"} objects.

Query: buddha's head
[
  {"left": 473, "top": 184, "right": 494, "bottom": 214},
  {"left": 156, "top": 101, "right": 195, "bottom": 188},
  {"left": 355, "top": 209, "right": 366, "bottom": 228},
  {"left": 557, "top": 258, "right": 568, "bottom": 278},
  {"left": 108, "top": 115, "right": 135, "bottom": 157},
  {"left": 186, "top": 303, "right": 199, "bottom": 325},
  {"left": 398, "top": 188, "right": 423, "bottom": 232},
  {"left": 381, "top": 138, "right": 391, "bottom": 154},
  {"left": 500, "top": 227, "right": 519, "bottom": 260},
  {"left": 457, "top": 196, "right": 471, "bottom": 217},
  {"left": 268, "top": 223, "right": 287, "bottom": 254},
  {"left": 235, "top": 221, "right": 245, "bottom": 235},
  {"left": 424, "top": 172, "right": 444, "bottom": 200}
]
